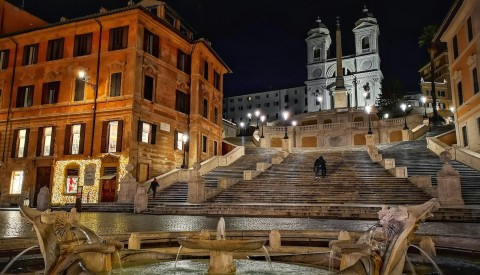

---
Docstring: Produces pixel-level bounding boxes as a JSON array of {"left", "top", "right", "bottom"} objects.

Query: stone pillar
[
  {"left": 365, "top": 134, "right": 376, "bottom": 147},
  {"left": 269, "top": 230, "right": 281, "bottom": 250},
  {"left": 188, "top": 162, "right": 206, "bottom": 203},
  {"left": 259, "top": 137, "right": 267, "bottom": 148},
  {"left": 128, "top": 232, "right": 141, "bottom": 250},
  {"left": 134, "top": 185, "right": 148, "bottom": 213},
  {"left": 36, "top": 186, "right": 50, "bottom": 211},
  {"left": 401, "top": 129, "right": 411, "bottom": 141},
  {"left": 436, "top": 151, "right": 464, "bottom": 205},
  {"left": 117, "top": 163, "right": 137, "bottom": 203},
  {"left": 282, "top": 138, "right": 292, "bottom": 153}
]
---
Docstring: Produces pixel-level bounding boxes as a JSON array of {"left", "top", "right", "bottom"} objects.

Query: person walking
[
  {"left": 149, "top": 178, "right": 160, "bottom": 199},
  {"left": 314, "top": 157, "right": 322, "bottom": 179}
]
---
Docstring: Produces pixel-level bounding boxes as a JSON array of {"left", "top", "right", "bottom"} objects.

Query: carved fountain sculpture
[{"left": 330, "top": 198, "right": 440, "bottom": 275}]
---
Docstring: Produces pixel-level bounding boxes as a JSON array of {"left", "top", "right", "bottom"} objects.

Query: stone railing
[
  {"left": 426, "top": 136, "right": 451, "bottom": 155},
  {"left": 218, "top": 145, "right": 245, "bottom": 167},
  {"left": 454, "top": 146, "right": 480, "bottom": 171},
  {"left": 411, "top": 124, "right": 429, "bottom": 140}
]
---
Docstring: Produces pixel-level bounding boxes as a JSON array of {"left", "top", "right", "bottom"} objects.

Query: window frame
[
  {"left": 11, "top": 128, "right": 29, "bottom": 158},
  {"left": 109, "top": 72, "right": 122, "bottom": 97},
  {"left": 137, "top": 121, "right": 156, "bottom": 144},
  {"left": 22, "top": 43, "right": 39, "bottom": 66},
  {"left": 108, "top": 26, "right": 129, "bottom": 51},
  {"left": 214, "top": 71, "right": 220, "bottom": 89},
  {"left": 101, "top": 120, "right": 123, "bottom": 153},
  {"left": 175, "top": 90, "right": 190, "bottom": 114},
  {"left": 16, "top": 85, "right": 34, "bottom": 108},
  {"left": 41, "top": 81, "right": 60, "bottom": 105},
  {"left": 143, "top": 74, "right": 155, "bottom": 101},
  {"left": 472, "top": 67, "right": 479, "bottom": 95},
  {"left": 143, "top": 29, "right": 159, "bottom": 57},
  {"left": 46, "top": 38, "right": 64, "bottom": 61},
  {"left": 0, "top": 49, "right": 9, "bottom": 69},
  {"left": 37, "top": 126, "right": 55, "bottom": 157},
  {"left": 467, "top": 17, "right": 473, "bottom": 42},
  {"left": 10, "top": 171, "right": 24, "bottom": 195},
  {"left": 74, "top": 78, "right": 85, "bottom": 101},
  {"left": 203, "top": 98, "right": 208, "bottom": 118},
  {"left": 202, "top": 135, "right": 207, "bottom": 153},
  {"left": 73, "top": 33, "right": 93, "bottom": 57},
  {"left": 177, "top": 49, "right": 191, "bottom": 73},
  {"left": 203, "top": 60, "right": 209, "bottom": 80},
  {"left": 64, "top": 123, "right": 85, "bottom": 155}
]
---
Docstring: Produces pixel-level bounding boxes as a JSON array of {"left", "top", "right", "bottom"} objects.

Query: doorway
[
  {"left": 101, "top": 177, "right": 116, "bottom": 202},
  {"left": 33, "top": 167, "right": 51, "bottom": 207}
]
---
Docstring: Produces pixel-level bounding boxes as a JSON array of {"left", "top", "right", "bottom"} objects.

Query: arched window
[
  {"left": 362, "top": 37, "right": 370, "bottom": 51},
  {"left": 313, "top": 47, "right": 320, "bottom": 59}
]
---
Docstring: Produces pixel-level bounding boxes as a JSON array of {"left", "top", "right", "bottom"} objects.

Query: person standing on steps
[
  {"left": 149, "top": 178, "right": 160, "bottom": 199},
  {"left": 318, "top": 156, "right": 327, "bottom": 178}
]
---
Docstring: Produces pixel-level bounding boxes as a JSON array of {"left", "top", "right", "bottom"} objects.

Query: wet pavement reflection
[{"left": 1, "top": 209, "right": 478, "bottom": 239}]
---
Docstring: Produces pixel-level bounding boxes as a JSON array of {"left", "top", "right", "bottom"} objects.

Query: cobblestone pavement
[{"left": 1, "top": 209, "right": 479, "bottom": 239}]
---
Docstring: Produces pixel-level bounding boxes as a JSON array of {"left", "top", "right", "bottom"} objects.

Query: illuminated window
[
  {"left": 17, "top": 129, "right": 27, "bottom": 158},
  {"left": 22, "top": 43, "right": 38, "bottom": 65},
  {"left": 138, "top": 121, "right": 156, "bottom": 144},
  {"left": 65, "top": 169, "right": 79, "bottom": 194},
  {"left": 41, "top": 81, "right": 60, "bottom": 104},
  {"left": 16, "top": 85, "right": 34, "bottom": 108},
  {"left": 41, "top": 127, "right": 53, "bottom": 156},
  {"left": 143, "top": 29, "right": 159, "bottom": 57},
  {"left": 108, "top": 121, "right": 118, "bottom": 152},
  {"left": 175, "top": 132, "right": 185, "bottom": 150},
  {"left": 101, "top": 121, "right": 123, "bottom": 153},
  {"left": 71, "top": 124, "right": 81, "bottom": 154},
  {"left": 10, "top": 171, "right": 24, "bottom": 194},
  {"left": 64, "top": 123, "right": 85, "bottom": 155}
]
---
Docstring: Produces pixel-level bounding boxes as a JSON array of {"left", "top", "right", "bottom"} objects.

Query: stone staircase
[{"left": 378, "top": 124, "right": 480, "bottom": 205}]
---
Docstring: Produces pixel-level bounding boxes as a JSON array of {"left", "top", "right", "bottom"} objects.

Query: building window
[
  {"left": 74, "top": 78, "right": 85, "bottom": 101},
  {"left": 37, "top": 126, "right": 54, "bottom": 157},
  {"left": 294, "top": 99, "right": 298, "bottom": 104},
  {"left": 10, "top": 171, "right": 24, "bottom": 195},
  {"left": 473, "top": 68, "right": 479, "bottom": 94},
  {"left": 264, "top": 103, "right": 270, "bottom": 107},
  {"left": 143, "top": 29, "right": 159, "bottom": 57},
  {"left": 305, "top": 98, "right": 308, "bottom": 106},
  {"left": 16, "top": 85, "right": 34, "bottom": 108},
  {"left": 238, "top": 98, "right": 243, "bottom": 102},
  {"left": 438, "top": 90, "right": 445, "bottom": 97},
  {"left": 313, "top": 47, "right": 320, "bottom": 59},
  {"left": 229, "top": 99, "right": 234, "bottom": 103},
  {"left": 66, "top": 169, "right": 79, "bottom": 194},
  {"left": 165, "top": 11, "right": 176, "bottom": 26},
  {"left": 176, "top": 90, "right": 189, "bottom": 114},
  {"left": 284, "top": 95, "right": 289, "bottom": 102},
  {"left": 22, "top": 44, "right": 39, "bottom": 65},
  {"left": 42, "top": 81, "right": 60, "bottom": 104},
  {"left": 203, "top": 98, "right": 208, "bottom": 118},
  {"left": 203, "top": 60, "right": 209, "bottom": 80},
  {"left": 177, "top": 50, "right": 191, "bottom": 73},
  {"left": 202, "top": 135, "right": 207, "bottom": 153},
  {"left": 453, "top": 35, "right": 459, "bottom": 59},
  {"left": 138, "top": 121, "right": 156, "bottom": 144},
  {"left": 362, "top": 36, "right": 370, "bottom": 51},
  {"left": 64, "top": 124, "right": 85, "bottom": 155},
  {"left": 457, "top": 81, "right": 464, "bottom": 105},
  {"left": 101, "top": 120, "right": 123, "bottom": 153},
  {"left": 254, "top": 96, "right": 260, "bottom": 100},
  {"left": 12, "top": 128, "right": 29, "bottom": 158},
  {"left": 71, "top": 124, "right": 82, "bottom": 154},
  {"left": 214, "top": 71, "right": 220, "bottom": 89},
  {"left": 0, "top": 49, "right": 9, "bottom": 69},
  {"left": 74, "top": 33, "right": 93, "bottom": 57},
  {"left": 213, "top": 140, "right": 218, "bottom": 156},
  {"left": 46, "top": 38, "right": 64, "bottom": 61},
  {"left": 174, "top": 131, "right": 187, "bottom": 150},
  {"left": 467, "top": 17, "right": 473, "bottom": 42},
  {"left": 462, "top": 125, "right": 468, "bottom": 147},
  {"left": 108, "top": 26, "right": 129, "bottom": 51},
  {"left": 238, "top": 106, "right": 243, "bottom": 111},
  {"left": 214, "top": 107, "right": 219, "bottom": 124},
  {"left": 109, "top": 72, "right": 122, "bottom": 97},
  {"left": 143, "top": 75, "right": 154, "bottom": 101}
]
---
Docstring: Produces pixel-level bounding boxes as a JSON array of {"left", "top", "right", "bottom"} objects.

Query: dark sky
[{"left": 11, "top": 0, "right": 454, "bottom": 97}]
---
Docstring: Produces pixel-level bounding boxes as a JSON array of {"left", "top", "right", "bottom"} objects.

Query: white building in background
[{"left": 223, "top": 6, "right": 383, "bottom": 126}]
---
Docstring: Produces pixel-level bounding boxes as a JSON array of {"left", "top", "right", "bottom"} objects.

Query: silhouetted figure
[
  {"left": 314, "top": 156, "right": 323, "bottom": 179},
  {"left": 149, "top": 178, "right": 159, "bottom": 199},
  {"left": 319, "top": 156, "right": 327, "bottom": 178}
]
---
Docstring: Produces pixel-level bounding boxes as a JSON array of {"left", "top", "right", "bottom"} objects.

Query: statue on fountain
[{"left": 330, "top": 198, "right": 440, "bottom": 275}]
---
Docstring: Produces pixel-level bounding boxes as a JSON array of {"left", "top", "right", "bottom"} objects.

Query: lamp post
[
  {"left": 240, "top": 122, "right": 245, "bottom": 136},
  {"left": 247, "top": 113, "right": 252, "bottom": 126},
  {"left": 365, "top": 105, "right": 372, "bottom": 134},
  {"left": 450, "top": 106, "right": 455, "bottom": 123},
  {"left": 283, "top": 111, "right": 289, "bottom": 139},
  {"left": 78, "top": 70, "right": 98, "bottom": 157},
  {"left": 401, "top": 103, "right": 409, "bottom": 130},
  {"left": 317, "top": 95, "right": 323, "bottom": 111},
  {"left": 363, "top": 92, "right": 368, "bottom": 107},
  {"left": 291, "top": 120, "right": 297, "bottom": 146},
  {"left": 255, "top": 110, "right": 261, "bottom": 127},
  {"left": 181, "top": 134, "right": 188, "bottom": 169},
  {"left": 421, "top": 96, "right": 427, "bottom": 118},
  {"left": 260, "top": 115, "right": 266, "bottom": 138}
]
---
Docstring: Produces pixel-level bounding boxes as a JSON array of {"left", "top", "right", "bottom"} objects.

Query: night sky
[{"left": 10, "top": 0, "right": 454, "bottom": 97}]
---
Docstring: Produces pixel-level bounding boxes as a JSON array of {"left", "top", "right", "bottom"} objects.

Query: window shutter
[
  {"left": 151, "top": 124, "right": 157, "bottom": 144},
  {"left": 79, "top": 123, "right": 86, "bottom": 154},
  {"left": 64, "top": 124, "right": 71, "bottom": 155},
  {"left": 186, "top": 93, "right": 191, "bottom": 115},
  {"left": 2, "top": 50, "right": 9, "bottom": 68},
  {"left": 116, "top": 120, "right": 123, "bottom": 152},
  {"left": 41, "top": 83, "right": 48, "bottom": 104},
  {"left": 86, "top": 34, "right": 92, "bottom": 55},
  {"left": 22, "top": 46, "right": 28, "bottom": 65},
  {"left": 143, "top": 30, "right": 148, "bottom": 52},
  {"left": 54, "top": 81, "right": 60, "bottom": 103},
  {"left": 33, "top": 45, "right": 38, "bottom": 64},
  {"left": 11, "top": 129, "right": 18, "bottom": 158},
  {"left": 101, "top": 121, "right": 108, "bottom": 153},
  {"left": 23, "top": 129, "right": 30, "bottom": 158},
  {"left": 46, "top": 41, "right": 52, "bottom": 61},
  {"left": 16, "top": 87, "right": 24, "bottom": 108},
  {"left": 36, "top": 127, "right": 43, "bottom": 156},
  {"left": 153, "top": 35, "right": 159, "bottom": 57},
  {"left": 137, "top": 120, "right": 143, "bottom": 142},
  {"left": 58, "top": 38, "right": 64, "bottom": 59},
  {"left": 108, "top": 28, "right": 114, "bottom": 51},
  {"left": 174, "top": 130, "right": 178, "bottom": 150},
  {"left": 50, "top": 127, "right": 56, "bottom": 156},
  {"left": 186, "top": 54, "right": 191, "bottom": 74},
  {"left": 122, "top": 26, "right": 129, "bottom": 48}
]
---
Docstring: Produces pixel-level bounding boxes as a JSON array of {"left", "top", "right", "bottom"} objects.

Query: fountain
[
  {"left": 330, "top": 198, "right": 440, "bottom": 275},
  {"left": 17, "top": 205, "right": 173, "bottom": 274},
  {"left": 177, "top": 217, "right": 268, "bottom": 274}
]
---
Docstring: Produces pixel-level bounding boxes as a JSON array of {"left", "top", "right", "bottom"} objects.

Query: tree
[
  {"left": 418, "top": 25, "right": 440, "bottom": 121},
  {"left": 376, "top": 77, "right": 406, "bottom": 119}
]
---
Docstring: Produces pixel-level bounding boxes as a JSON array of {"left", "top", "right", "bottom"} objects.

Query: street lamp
[
  {"left": 78, "top": 70, "right": 98, "bottom": 157},
  {"left": 240, "top": 122, "right": 245, "bottom": 136},
  {"left": 247, "top": 113, "right": 252, "bottom": 126},
  {"left": 283, "top": 111, "right": 289, "bottom": 139},
  {"left": 317, "top": 95, "right": 323, "bottom": 111},
  {"left": 292, "top": 120, "right": 297, "bottom": 146},
  {"left": 363, "top": 92, "right": 368, "bottom": 107},
  {"left": 400, "top": 103, "right": 409, "bottom": 130},
  {"left": 421, "top": 96, "right": 427, "bottom": 118},
  {"left": 255, "top": 110, "right": 261, "bottom": 127},
  {"left": 260, "top": 115, "right": 266, "bottom": 138},
  {"left": 383, "top": 113, "right": 389, "bottom": 119},
  {"left": 365, "top": 105, "right": 372, "bottom": 134},
  {"left": 181, "top": 134, "right": 188, "bottom": 169}
]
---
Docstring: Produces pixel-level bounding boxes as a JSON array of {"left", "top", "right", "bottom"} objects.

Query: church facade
[{"left": 305, "top": 7, "right": 383, "bottom": 112}]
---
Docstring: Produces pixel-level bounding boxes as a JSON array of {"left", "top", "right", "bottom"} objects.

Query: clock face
[{"left": 312, "top": 68, "right": 322, "bottom": 78}]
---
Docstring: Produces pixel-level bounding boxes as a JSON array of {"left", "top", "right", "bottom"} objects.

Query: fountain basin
[{"left": 178, "top": 237, "right": 266, "bottom": 251}]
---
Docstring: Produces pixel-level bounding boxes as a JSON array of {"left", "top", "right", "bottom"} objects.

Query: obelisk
[{"left": 334, "top": 17, "right": 348, "bottom": 109}]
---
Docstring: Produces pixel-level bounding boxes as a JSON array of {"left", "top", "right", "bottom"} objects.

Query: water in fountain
[
  {"left": 261, "top": 245, "right": 273, "bottom": 271},
  {"left": 1, "top": 245, "right": 38, "bottom": 274},
  {"left": 409, "top": 244, "right": 444, "bottom": 275},
  {"left": 217, "top": 217, "right": 226, "bottom": 240},
  {"left": 174, "top": 245, "right": 184, "bottom": 269}
]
